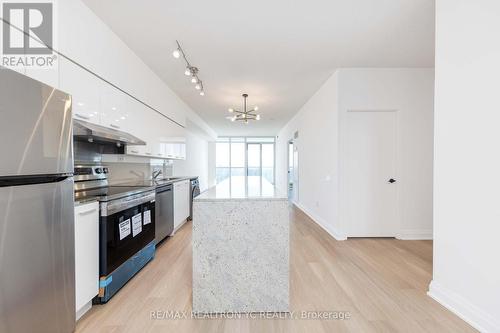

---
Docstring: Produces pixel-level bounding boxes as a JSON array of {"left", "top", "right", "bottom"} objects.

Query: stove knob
[
  {"left": 103, "top": 168, "right": 109, "bottom": 174},
  {"left": 95, "top": 168, "right": 103, "bottom": 174}
]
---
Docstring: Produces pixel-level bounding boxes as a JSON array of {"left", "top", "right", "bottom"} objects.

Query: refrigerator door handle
[{"left": 0, "top": 174, "right": 73, "bottom": 188}]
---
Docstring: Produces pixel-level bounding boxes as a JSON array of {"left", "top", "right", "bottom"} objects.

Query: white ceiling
[{"left": 82, "top": 0, "right": 435, "bottom": 136}]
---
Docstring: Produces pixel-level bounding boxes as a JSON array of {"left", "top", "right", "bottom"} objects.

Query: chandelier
[{"left": 227, "top": 94, "right": 261, "bottom": 124}]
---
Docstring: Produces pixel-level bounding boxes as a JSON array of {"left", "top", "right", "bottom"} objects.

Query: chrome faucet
[{"left": 152, "top": 169, "right": 163, "bottom": 180}]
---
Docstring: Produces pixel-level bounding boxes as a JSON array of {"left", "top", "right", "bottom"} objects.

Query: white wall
[
  {"left": 429, "top": 1, "right": 500, "bottom": 332},
  {"left": 276, "top": 68, "right": 434, "bottom": 240},
  {"left": 338, "top": 69, "right": 434, "bottom": 239},
  {"left": 172, "top": 131, "right": 209, "bottom": 191},
  {"left": 276, "top": 71, "right": 341, "bottom": 238}
]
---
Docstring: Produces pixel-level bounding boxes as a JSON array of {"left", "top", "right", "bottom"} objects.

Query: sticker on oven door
[
  {"left": 143, "top": 210, "right": 151, "bottom": 225},
  {"left": 119, "top": 219, "right": 131, "bottom": 240},
  {"left": 132, "top": 213, "right": 142, "bottom": 237}
]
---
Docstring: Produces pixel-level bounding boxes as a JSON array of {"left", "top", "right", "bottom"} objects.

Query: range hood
[{"left": 73, "top": 119, "right": 146, "bottom": 146}]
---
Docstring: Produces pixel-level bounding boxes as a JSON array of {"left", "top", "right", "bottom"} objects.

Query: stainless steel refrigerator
[{"left": 0, "top": 68, "right": 75, "bottom": 333}]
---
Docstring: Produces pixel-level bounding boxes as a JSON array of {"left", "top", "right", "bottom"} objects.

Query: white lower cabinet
[
  {"left": 74, "top": 201, "right": 99, "bottom": 320},
  {"left": 173, "top": 180, "right": 190, "bottom": 231}
]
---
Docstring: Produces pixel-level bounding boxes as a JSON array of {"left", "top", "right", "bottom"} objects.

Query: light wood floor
[{"left": 76, "top": 206, "right": 475, "bottom": 333}]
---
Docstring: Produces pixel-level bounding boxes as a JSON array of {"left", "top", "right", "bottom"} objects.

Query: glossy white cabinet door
[
  {"left": 59, "top": 58, "right": 101, "bottom": 124},
  {"left": 99, "top": 82, "right": 137, "bottom": 132},
  {"left": 173, "top": 180, "right": 190, "bottom": 230},
  {"left": 74, "top": 201, "right": 99, "bottom": 320}
]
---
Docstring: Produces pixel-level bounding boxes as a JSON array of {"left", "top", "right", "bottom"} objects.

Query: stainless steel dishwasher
[{"left": 155, "top": 183, "right": 174, "bottom": 244}]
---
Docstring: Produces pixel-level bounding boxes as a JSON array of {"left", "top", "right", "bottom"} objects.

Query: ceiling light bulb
[
  {"left": 228, "top": 108, "right": 234, "bottom": 113},
  {"left": 184, "top": 67, "right": 191, "bottom": 76},
  {"left": 242, "top": 114, "right": 246, "bottom": 118},
  {"left": 254, "top": 106, "right": 259, "bottom": 111},
  {"left": 191, "top": 76, "right": 197, "bottom": 83},
  {"left": 200, "top": 91, "right": 205, "bottom": 96},
  {"left": 231, "top": 117, "right": 236, "bottom": 122},
  {"left": 195, "top": 83, "right": 201, "bottom": 90},
  {"left": 173, "top": 49, "right": 181, "bottom": 58},
  {"left": 256, "top": 114, "right": 261, "bottom": 120}
]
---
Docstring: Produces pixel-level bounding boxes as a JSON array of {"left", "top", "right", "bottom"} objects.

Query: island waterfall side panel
[{"left": 192, "top": 199, "right": 289, "bottom": 313}]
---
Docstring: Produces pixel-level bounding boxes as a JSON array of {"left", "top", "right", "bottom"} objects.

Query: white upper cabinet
[
  {"left": 125, "top": 100, "right": 186, "bottom": 160},
  {"left": 59, "top": 57, "right": 101, "bottom": 125},
  {"left": 99, "top": 82, "right": 136, "bottom": 133}
]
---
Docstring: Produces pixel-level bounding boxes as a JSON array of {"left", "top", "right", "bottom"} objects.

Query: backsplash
[
  {"left": 74, "top": 140, "right": 173, "bottom": 182},
  {"left": 106, "top": 161, "right": 173, "bottom": 183}
]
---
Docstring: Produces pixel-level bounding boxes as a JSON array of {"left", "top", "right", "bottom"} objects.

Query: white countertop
[{"left": 195, "top": 176, "right": 287, "bottom": 201}]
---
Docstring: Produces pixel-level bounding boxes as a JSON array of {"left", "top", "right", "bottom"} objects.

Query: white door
[{"left": 344, "top": 111, "right": 397, "bottom": 237}]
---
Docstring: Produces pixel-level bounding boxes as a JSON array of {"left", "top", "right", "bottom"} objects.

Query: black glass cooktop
[{"left": 74, "top": 185, "right": 155, "bottom": 203}]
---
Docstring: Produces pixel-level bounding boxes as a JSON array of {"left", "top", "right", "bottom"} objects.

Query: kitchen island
[{"left": 192, "top": 176, "right": 289, "bottom": 313}]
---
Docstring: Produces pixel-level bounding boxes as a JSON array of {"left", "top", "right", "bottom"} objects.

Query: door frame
[
  {"left": 287, "top": 139, "right": 299, "bottom": 203},
  {"left": 340, "top": 109, "right": 400, "bottom": 238}
]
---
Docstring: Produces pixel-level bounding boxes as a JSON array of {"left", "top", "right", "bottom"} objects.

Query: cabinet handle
[
  {"left": 75, "top": 113, "right": 90, "bottom": 120},
  {"left": 145, "top": 152, "right": 152, "bottom": 156},
  {"left": 77, "top": 207, "right": 97, "bottom": 215},
  {"left": 110, "top": 124, "right": 120, "bottom": 129},
  {"left": 130, "top": 149, "right": 139, "bottom": 154},
  {"left": 157, "top": 153, "right": 163, "bottom": 156}
]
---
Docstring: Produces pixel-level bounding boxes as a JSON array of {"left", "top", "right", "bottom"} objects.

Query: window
[
  {"left": 216, "top": 141, "right": 230, "bottom": 183},
  {"left": 215, "top": 137, "right": 275, "bottom": 185}
]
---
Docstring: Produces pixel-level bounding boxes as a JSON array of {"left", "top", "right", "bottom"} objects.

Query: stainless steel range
[{"left": 74, "top": 164, "right": 156, "bottom": 303}]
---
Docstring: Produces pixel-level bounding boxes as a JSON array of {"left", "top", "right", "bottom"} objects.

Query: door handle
[
  {"left": 78, "top": 207, "right": 97, "bottom": 215},
  {"left": 388, "top": 178, "right": 396, "bottom": 184}
]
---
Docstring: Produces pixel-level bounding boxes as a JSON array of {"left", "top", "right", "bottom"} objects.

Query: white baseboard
[
  {"left": 76, "top": 300, "right": 92, "bottom": 321},
  {"left": 293, "top": 202, "right": 347, "bottom": 241},
  {"left": 428, "top": 280, "right": 500, "bottom": 333},
  {"left": 397, "top": 229, "right": 433, "bottom": 240}
]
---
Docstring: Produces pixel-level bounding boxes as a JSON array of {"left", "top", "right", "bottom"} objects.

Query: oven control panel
[{"left": 74, "top": 164, "right": 108, "bottom": 182}]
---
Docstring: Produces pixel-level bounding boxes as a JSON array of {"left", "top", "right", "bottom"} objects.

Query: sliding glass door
[{"left": 216, "top": 137, "right": 275, "bottom": 185}]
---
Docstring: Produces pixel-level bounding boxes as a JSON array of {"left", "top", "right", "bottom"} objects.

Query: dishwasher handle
[{"left": 156, "top": 184, "right": 173, "bottom": 194}]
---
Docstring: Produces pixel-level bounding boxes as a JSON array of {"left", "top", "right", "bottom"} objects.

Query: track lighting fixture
[{"left": 173, "top": 40, "right": 205, "bottom": 96}]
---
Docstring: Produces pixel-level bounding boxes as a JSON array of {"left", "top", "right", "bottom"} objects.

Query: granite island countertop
[{"left": 195, "top": 176, "right": 287, "bottom": 201}]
